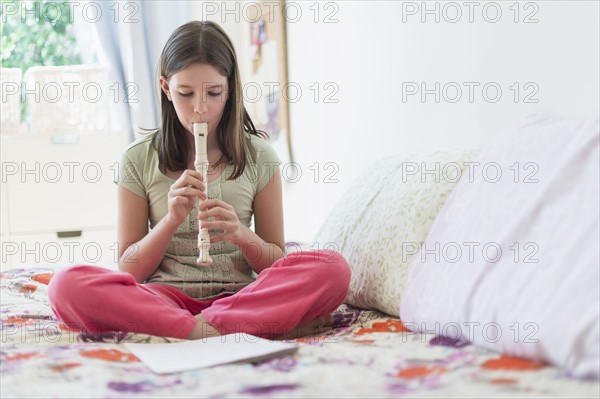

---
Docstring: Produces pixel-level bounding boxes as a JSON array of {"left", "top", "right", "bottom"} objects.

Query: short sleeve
[
  {"left": 253, "top": 137, "right": 282, "bottom": 194},
  {"left": 114, "top": 150, "right": 147, "bottom": 200}
]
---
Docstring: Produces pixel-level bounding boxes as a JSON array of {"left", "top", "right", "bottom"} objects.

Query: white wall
[
  {"left": 283, "top": 0, "right": 599, "bottom": 242},
  {"left": 182, "top": 1, "right": 599, "bottom": 243}
]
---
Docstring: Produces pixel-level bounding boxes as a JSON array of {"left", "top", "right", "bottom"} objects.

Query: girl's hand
[
  {"left": 198, "top": 198, "right": 243, "bottom": 245},
  {"left": 166, "top": 170, "right": 207, "bottom": 226}
]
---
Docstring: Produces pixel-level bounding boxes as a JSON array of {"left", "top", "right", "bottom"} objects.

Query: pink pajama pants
[{"left": 48, "top": 250, "right": 350, "bottom": 339}]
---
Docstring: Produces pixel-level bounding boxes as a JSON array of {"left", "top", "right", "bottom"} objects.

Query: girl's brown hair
[{"left": 154, "top": 20, "right": 265, "bottom": 179}]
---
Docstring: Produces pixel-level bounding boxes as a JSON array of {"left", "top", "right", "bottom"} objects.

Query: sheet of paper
[{"left": 124, "top": 333, "right": 298, "bottom": 374}]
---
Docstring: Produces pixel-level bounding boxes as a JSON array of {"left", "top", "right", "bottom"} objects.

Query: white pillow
[
  {"left": 400, "top": 114, "right": 600, "bottom": 379},
  {"left": 312, "top": 149, "right": 478, "bottom": 316}
]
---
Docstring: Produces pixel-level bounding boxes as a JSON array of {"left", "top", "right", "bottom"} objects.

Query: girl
[{"left": 48, "top": 21, "right": 350, "bottom": 340}]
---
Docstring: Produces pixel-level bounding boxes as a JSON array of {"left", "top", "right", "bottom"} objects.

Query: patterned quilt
[{"left": 1, "top": 267, "right": 599, "bottom": 398}]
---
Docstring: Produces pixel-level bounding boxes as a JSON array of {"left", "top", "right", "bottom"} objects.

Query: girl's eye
[
  {"left": 178, "top": 92, "right": 193, "bottom": 97},
  {"left": 208, "top": 92, "right": 222, "bottom": 97}
]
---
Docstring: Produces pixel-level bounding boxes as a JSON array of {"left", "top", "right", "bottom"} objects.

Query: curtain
[{"left": 90, "top": 1, "right": 190, "bottom": 141}]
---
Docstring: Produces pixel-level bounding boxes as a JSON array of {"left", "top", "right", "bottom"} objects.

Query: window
[
  {"left": 1, "top": 0, "right": 86, "bottom": 70},
  {"left": 1, "top": 0, "right": 102, "bottom": 133}
]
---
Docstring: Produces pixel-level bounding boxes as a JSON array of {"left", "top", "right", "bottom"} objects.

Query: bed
[
  {"left": 1, "top": 265, "right": 598, "bottom": 398},
  {"left": 3, "top": 114, "right": 599, "bottom": 398}
]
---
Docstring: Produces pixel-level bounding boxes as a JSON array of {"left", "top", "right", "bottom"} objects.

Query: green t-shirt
[{"left": 115, "top": 133, "right": 281, "bottom": 299}]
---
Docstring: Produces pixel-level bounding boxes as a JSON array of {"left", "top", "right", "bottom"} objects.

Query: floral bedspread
[{"left": 1, "top": 267, "right": 599, "bottom": 398}]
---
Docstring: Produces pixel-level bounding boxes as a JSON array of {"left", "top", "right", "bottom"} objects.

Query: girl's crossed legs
[{"left": 48, "top": 250, "right": 350, "bottom": 339}]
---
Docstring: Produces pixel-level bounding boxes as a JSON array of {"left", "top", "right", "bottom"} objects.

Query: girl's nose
[{"left": 194, "top": 94, "right": 208, "bottom": 115}]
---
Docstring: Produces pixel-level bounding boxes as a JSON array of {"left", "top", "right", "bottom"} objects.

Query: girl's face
[{"left": 160, "top": 63, "right": 229, "bottom": 137}]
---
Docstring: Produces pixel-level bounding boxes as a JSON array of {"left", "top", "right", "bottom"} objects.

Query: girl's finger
[
  {"left": 170, "top": 187, "right": 206, "bottom": 199},
  {"left": 199, "top": 207, "right": 232, "bottom": 220},
  {"left": 181, "top": 169, "right": 202, "bottom": 179},
  {"left": 177, "top": 171, "right": 204, "bottom": 189},
  {"left": 208, "top": 231, "right": 229, "bottom": 243},
  {"left": 199, "top": 198, "right": 233, "bottom": 211},
  {"left": 171, "top": 195, "right": 190, "bottom": 207}
]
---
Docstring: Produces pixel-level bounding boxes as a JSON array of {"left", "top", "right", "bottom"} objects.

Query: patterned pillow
[{"left": 312, "top": 149, "right": 478, "bottom": 316}]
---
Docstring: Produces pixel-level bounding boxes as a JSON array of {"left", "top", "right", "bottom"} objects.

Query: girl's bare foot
[
  {"left": 185, "top": 314, "right": 222, "bottom": 340},
  {"left": 274, "top": 314, "right": 335, "bottom": 340}
]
